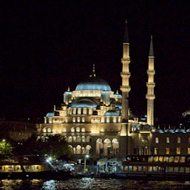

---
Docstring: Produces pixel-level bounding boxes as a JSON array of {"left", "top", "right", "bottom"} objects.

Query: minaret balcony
[
  {"left": 146, "top": 94, "right": 155, "bottom": 100},
  {"left": 146, "top": 82, "right": 155, "bottom": 88},
  {"left": 121, "top": 58, "right": 130, "bottom": 63},
  {"left": 147, "top": 70, "right": 155, "bottom": 75},
  {"left": 121, "top": 72, "right": 131, "bottom": 78},
  {"left": 120, "top": 86, "right": 131, "bottom": 92}
]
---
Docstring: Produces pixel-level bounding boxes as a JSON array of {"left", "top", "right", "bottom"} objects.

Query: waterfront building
[{"left": 36, "top": 21, "right": 190, "bottom": 160}]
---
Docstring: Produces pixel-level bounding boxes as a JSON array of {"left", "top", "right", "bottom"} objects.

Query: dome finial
[{"left": 92, "top": 64, "right": 96, "bottom": 77}]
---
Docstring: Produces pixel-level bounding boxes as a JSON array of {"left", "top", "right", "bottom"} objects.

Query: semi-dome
[
  {"left": 104, "top": 110, "right": 120, "bottom": 116},
  {"left": 71, "top": 98, "right": 98, "bottom": 108},
  {"left": 75, "top": 76, "right": 111, "bottom": 91}
]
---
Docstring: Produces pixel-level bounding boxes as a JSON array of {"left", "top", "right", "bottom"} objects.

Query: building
[{"left": 37, "top": 21, "right": 190, "bottom": 160}]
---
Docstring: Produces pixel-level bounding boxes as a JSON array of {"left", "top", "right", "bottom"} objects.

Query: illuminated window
[
  {"left": 100, "top": 128, "right": 104, "bottom": 132},
  {"left": 155, "top": 137, "right": 159, "bottom": 144},
  {"left": 82, "top": 136, "right": 85, "bottom": 142},
  {"left": 63, "top": 128, "right": 66, "bottom": 132},
  {"left": 177, "top": 137, "right": 181, "bottom": 143},
  {"left": 89, "top": 108, "right": 93, "bottom": 115},
  {"left": 77, "top": 117, "right": 80, "bottom": 122},
  {"left": 71, "top": 127, "right": 75, "bottom": 132},
  {"left": 82, "top": 117, "right": 85, "bottom": 122},
  {"left": 165, "top": 148, "right": 170, "bottom": 155},
  {"left": 106, "top": 117, "right": 110, "bottom": 123},
  {"left": 73, "top": 117, "right": 76, "bottom": 123},
  {"left": 113, "top": 117, "right": 116, "bottom": 123},
  {"left": 43, "top": 128, "right": 47, "bottom": 133},
  {"left": 81, "top": 128, "right": 85, "bottom": 132},
  {"left": 76, "top": 127, "right": 80, "bottom": 132},
  {"left": 68, "top": 136, "right": 72, "bottom": 142},
  {"left": 188, "top": 148, "right": 190, "bottom": 154},
  {"left": 73, "top": 136, "right": 76, "bottom": 142},
  {"left": 118, "top": 117, "right": 121, "bottom": 122},
  {"left": 78, "top": 108, "right": 81, "bottom": 114},
  {"left": 154, "top": 148, "right": 158, "bottom": 155},
  {"left": 47, "top": 128, "right": 51, "bottom": 133},
  {"left": 166, "top": 137, "right": 170, "bottom": 143},
  {"left": 176, "top": 148, "right": 181, "bottom": 154},
  {"left": 101, "top": 117, "right": 105, "bottom": 123},
  {"left": 83, "top": 108, "right": 87, "bottom": 115}
]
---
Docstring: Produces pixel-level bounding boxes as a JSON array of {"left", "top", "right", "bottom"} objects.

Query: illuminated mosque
[{"left": 37, "top": 21, "right": 190, "bottom": 159}]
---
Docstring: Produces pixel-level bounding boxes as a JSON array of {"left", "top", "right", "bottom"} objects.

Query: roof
[{"left": 75, "top": 76, "right": 111, "bottom": 91}]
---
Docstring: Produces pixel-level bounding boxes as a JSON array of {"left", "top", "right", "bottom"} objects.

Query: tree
[
  {"left": 0, "top": 139, "right": 12, "bottom": 154},
  {"left": 40, "top": 135, "right": 72, "bottom": 159}
]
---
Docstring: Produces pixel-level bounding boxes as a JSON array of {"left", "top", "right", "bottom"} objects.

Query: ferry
[{"left": 0, "top": 155, "right": 70, "bottom": 179}]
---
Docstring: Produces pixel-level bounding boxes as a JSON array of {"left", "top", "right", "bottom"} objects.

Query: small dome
[
  {"left": 186, "top": 128, "right": 190, "bottom": 133},
  {"left": 71, "top": 98, "right": 98, "bottom": 108},
  {"left": 165, "top": 127, "right": 175, "bottom": 133},
  {"left": 153, "top": 126, "right": 164, "bottom": 133},
  {"left": 175, "top": 124, "right": 186, "bottom": 133},
  {"left": 46, "top": 112, "right": 55, "bottom": 117},
  {"left": 75, "top": 77, "right": 111, "bottom": 91},
  {"left": 104, "top": 110, "right": 120, "bottom": 116}
]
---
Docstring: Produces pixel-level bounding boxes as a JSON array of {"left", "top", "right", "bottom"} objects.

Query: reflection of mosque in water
[{"left": 36, "top": 21, "right": 190, "bottom": 160}]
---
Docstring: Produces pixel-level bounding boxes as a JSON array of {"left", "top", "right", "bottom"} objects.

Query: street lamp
[{"left": 84, "top": 154, "right": 89, "bottom": 172}]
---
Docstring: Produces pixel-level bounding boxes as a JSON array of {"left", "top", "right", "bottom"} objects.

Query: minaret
[
  {"left": 146, "top": 36, "right": 155, "bottom": 126},
  {"left": 120, "top": 20, "right": 131, "bottom": 122}
]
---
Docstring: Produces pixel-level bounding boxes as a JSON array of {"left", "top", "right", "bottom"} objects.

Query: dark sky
[{"left": 0, "top": 1, "right": 189, "bottom": 124}]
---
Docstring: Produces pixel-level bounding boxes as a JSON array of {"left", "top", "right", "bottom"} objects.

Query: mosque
[{"left": 37, "top": 21, "right": 190, "bottom": 160}]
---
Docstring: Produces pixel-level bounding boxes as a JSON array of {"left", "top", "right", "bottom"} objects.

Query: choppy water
[{"left": 0, "top": 178, "right": 190, "bottom": 190}]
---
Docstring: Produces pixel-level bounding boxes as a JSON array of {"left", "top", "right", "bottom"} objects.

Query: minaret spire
[
  {"left": 124, "top": 19, "right": 129, "bottom": 43},
  {"left": 149, "top": 35, "right": 154, "bottom": 56},
  {"left": 120, "top": 19, "right": 131, "bottom": 122},
  {"left": 146, "top": 35, "right": 155, "bottom": 126}
]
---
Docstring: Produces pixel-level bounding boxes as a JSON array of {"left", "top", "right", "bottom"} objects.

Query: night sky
[{"left": 0, "top": 1, "right": 189, "bottom": 124}]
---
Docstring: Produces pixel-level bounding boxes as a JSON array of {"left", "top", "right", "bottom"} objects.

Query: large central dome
[{"left": 75, "top": 76, "right": 111, "bottom": 91}]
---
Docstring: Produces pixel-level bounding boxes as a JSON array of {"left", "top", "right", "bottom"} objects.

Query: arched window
[
  {"left": 76, "top": 145, "right": 81, "bottom": 154},
  {"left": 82, "top": 117, "right": 85, "bottom": 122},
  {"left": 112, "top": 138, "right": 119, "bottom": 155},
  {"left": 77, "top": 117, "right": 80, "bottom": 122},
  {"left": 104, "top": 138, "right": 111, "bottom": 156},
  {"left": 71, "top": 127, "right": 75, "bottom": 132},
  {"left": 47, "top": 128, "right": 51, "bottom": 133},
  {"left": 68, "top": 136, "right": 72, "bottom": 142},
  {"left": 76, "top": 127, "right": 80, "bottom": 132},
  {"left": 96, "top": 138, "right": 103, "bottom": 154},
  {"left": 81, "top": 128, "right": 85, "bottom": 132},
  {"left": 43, "top": 128, "right": 47, "bottom": 133},
  {"left": 155, "top": 137, "right": 159, "bottom": 144},
  {"left": 86, "top": 145, "right": 91, "bottom": 154},
  {"left": 73, "top": 147, "right": 76, "bottom": 154},
  {"left": 82, "top": 136, "right": 85, "bottom": 142},
  {"left": 73, "top": 117, "right": 76, "bottom": 123},
  {"left": 73, "top": 136, "right": 76, "bottom": 142},
  {"left": 77, "top": 136, "right": 81, "bottom": 142},
  {"left": 82, "top": 147, "right": 85, "bottom": 154}
]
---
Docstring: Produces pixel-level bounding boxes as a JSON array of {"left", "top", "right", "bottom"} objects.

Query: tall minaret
[
  {"left": 120, "top": 20, "right": 131, "bottom": 122},
  {"left": 146, "top": 36, "right": 155, "bottom": 126}
]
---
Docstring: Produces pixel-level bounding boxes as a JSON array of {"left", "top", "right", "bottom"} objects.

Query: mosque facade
[{"left": 37, "top": 21, "right": 190, "bottom": 160}]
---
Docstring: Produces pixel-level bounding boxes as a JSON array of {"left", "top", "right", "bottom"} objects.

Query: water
[{"left": 0, "top": 178, "right": 190, "bottom": 190}]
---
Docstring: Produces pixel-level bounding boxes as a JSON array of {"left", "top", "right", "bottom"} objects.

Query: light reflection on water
[{"left": 0, "top": 178, "right": 190, "bottom": 190}]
